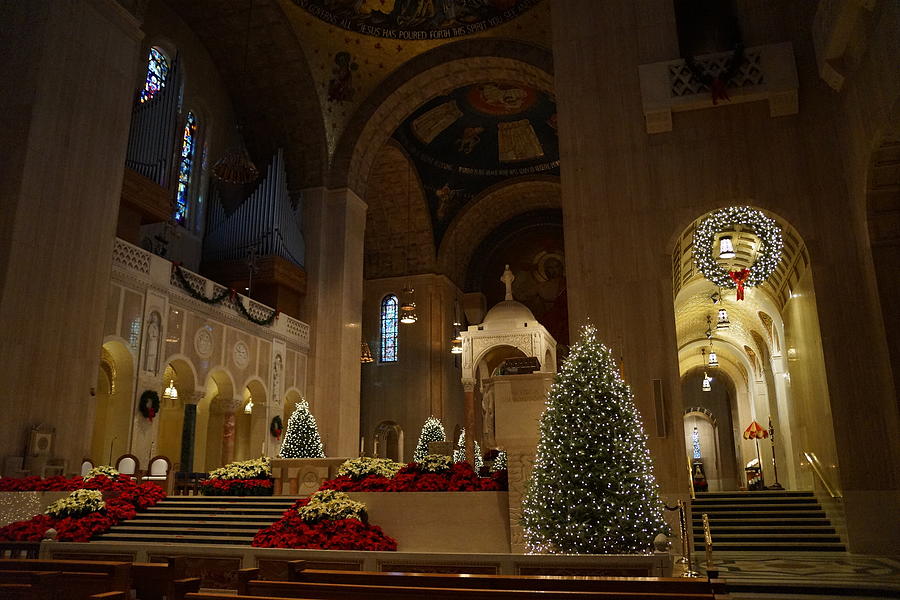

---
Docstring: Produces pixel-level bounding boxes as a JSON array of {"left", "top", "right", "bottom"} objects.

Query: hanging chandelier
[
  {"left": 360, "top": 340, "right": 374, "bottom": 363},
  {"left": 163, "top": 379, "right": 178, "bottom": 401},
  {"left": 450, "top": 337, "right": 463, "bottom": 354},
  {"left": 244, "top": 396, "right": 254, "bottom": 414},
  {"left": 702, "top": 372, "right": 712, "bottom": 392},
  {"left": 718, "top": 234, "right": 736, "bottom": 259},
  {"left": 399, "top": 286, "right": 417, "bottom": 324},
  {"left": 716, "top": 307, "right": 730, "bottom": 329},
  {"left": 213, "top": 145, "right": 259, "bottom": 184},
  {"left": 708, "top": 343, "right": 719, "bottom": 368}
]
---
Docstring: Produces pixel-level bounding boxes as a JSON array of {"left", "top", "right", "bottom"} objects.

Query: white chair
[
  {"left": 142, "top": 455, "right": 172, "bottom": 493},
  {"left": 80, "top": 458, "right": 94, "bottom": 477},
  {"left": 115, "top": 454, "right": 139, "bottom": 477}
]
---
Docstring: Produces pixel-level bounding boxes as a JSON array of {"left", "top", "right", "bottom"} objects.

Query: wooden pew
[
  {"left": 0, "top": 558, "right": 129, "bottom": 593},
  {"left": 132, "top": 556, "right": 201, "bottom": 600},
  {"left": 225, "top": 579, "right": 719, "bottom": 600},
  {"left": 0, "top": 583, "right": 43, "bottom": 600},
  {"left": 0, "top": 568, "right": 112, "bottom": 599},
  {"left": 280, "top": 567, "right": 725, "bottom": 596}
]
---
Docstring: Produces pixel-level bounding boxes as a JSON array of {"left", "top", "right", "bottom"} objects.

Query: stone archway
[{"left": 90, "top": 341, "right": 135, "bottom": 465}]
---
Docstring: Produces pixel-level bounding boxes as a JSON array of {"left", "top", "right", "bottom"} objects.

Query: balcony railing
[
  {"left": 112, "top": 237, "right": 310, "bottom": 349},
  {"left": 638, "top": 42, "right": 799, "bottom": 133}
]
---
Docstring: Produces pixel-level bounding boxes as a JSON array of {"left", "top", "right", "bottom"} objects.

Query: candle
[{"left": 359, "top": 436, "right": 365, "bottom": 456}]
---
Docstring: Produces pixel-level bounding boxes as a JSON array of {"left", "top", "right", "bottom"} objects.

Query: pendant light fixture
[
  {"left": 716, "top": 307, "right": 730, "bottom": 329},
  {"left": 360, "top": 340, "right": 374, "bottom": 363},
  {"left": 399, "top": 162, "right": 417, "bottom": 324},
  {"left": 163, "top": 379, "right": 178, "bottom": 401},
  {"left": 708, "top": 341, "right": 719, "bottom": 368},
  {"left": 702, "top": 372, "right": 712, "bottom": 392},
  {"left": 449, "top": 299, "right": 463, "bottom": 354},
  {"left": 244, "top": 395, "right": 254, "bottom": 414},
  {"left": 718, "top": 235, "right": 736, "bottom": 259},
  {"left": 212, "top": 0, "right": 258, "bottom": 185}
]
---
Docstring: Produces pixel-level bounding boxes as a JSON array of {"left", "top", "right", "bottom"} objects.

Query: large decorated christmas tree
[
  {"left": 280, "top": 399, "right": 325, "bottom": 458},
  {"left": 413, "top": 416, "right": 446, "bottom": 462},
  {"left": 521, "top": 324, "right": 668, "bottom": 554}
]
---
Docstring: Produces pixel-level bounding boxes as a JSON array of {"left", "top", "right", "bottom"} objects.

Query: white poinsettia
[
  {"left": 46, "top": 489, "right": 105, "bottom": 518},
  {"left": 208, "top": 456, "right": 271, "bottom": 481},
  {"left": 418, "top": 454, "right": 453, "bottom": 473},
  {"left": 297, "top": 490, "right": 367, "bottom": 523},
  {"left": 337, "top": 457, "right": 404, "bottom": 480},
  {"left": 83, "top": 465, "right": 120, "bottom": 481}
]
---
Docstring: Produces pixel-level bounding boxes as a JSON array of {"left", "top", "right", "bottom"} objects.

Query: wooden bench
[
  {"left": 217, "top": 579, "right": 720, "bottom": 600},
  {"left": 234, "top": 561, "right": 725, "bottom": 598},
  {"left": 0, "top": 567, "right": 114, "bottom": 599},
  {"left": 276, "top": 566, "right": 725, "bottom": 596},
  {"left": 0, "top": 557, "right": 200, "bottom": 600}
]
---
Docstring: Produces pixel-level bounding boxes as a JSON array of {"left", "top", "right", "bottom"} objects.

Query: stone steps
[
  {"left": 691, "top": 491, "right": 845, "bottom": 552},
  {"left": 93, "top": 495, "right": 295, "bottom": 546}
]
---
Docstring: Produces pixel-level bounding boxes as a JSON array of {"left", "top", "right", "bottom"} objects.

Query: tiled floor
[{"left": 677, "top": 552, "right": 900, "bottom": 598}]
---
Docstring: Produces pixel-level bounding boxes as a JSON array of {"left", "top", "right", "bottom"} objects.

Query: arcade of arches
[{"left": 0, "top": 0, "right": 898, "bottom": 556}]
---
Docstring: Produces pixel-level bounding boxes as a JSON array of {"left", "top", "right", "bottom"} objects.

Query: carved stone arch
[
  {"left": 439, "top": 177, "right": 561, "bottom": 287},
  {"left": 330, "top": 40, "right": 554, "bottom": 195}
]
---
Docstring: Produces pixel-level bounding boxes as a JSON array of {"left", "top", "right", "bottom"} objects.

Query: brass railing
[
  {"left": 702, "top": 513, "right": 714, "bottom": 574},
  {"left": 803, "top": 451, "right": 841, "bottom": 498}
]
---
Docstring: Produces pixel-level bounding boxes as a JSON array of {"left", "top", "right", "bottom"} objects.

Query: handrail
[
  {"left": 702, "top": 513, "right": 714, "bottom": 574},
  {"left": 803, "top": 451, "right": 841, "bottom": 498}
]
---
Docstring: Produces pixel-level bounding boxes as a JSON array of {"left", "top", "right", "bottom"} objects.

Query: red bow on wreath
[
  {"left": 729, "top": 268, "right": 751, "bottom": 300},
  {"left": 274, "top": 428, "right": 282, "bottom": 441}
]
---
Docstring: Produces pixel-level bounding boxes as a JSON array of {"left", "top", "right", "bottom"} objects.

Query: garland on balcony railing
[
  {"left": 684, "top": 43, "right": 745, "bottom": 105},
  {"left": 172, "top": 263, "right": 278, "bottom": 327}
]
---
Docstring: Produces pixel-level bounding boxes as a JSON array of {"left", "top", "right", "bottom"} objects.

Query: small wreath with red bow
[
  {"left": 270, "top": 415, "right": 283, "bottom": 441},
  {"left": 139, "top": 390, "right": 161, "bottom": 422},
  {"left": 692, "top": 206, "right": 782, "bottom": 300}
]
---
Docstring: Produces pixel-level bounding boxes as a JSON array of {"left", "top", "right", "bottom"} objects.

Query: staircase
[
  {"left": 691, "top": 490, "right": 845, "bottom": 552},
  {"left": 94, "top": 496, "right": 295, "bottom": 545}
]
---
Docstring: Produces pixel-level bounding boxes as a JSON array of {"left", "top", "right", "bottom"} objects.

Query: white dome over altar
[{"left": 481, "top": 299, "right": 537, "bottom": 329}]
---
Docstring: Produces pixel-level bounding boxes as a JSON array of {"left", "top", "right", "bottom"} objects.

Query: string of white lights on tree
[
  {"left": 413, "top": 416, "right": 446, "bottom": 462},
  {"left": 521, "top": 324, "right": 669, "bottom": 554},
  {"left": 279, "top": 399, "right": 325, "bottom": 458},
  {"left": 692, "top": 206, "right": 783, "bottom": 299}
]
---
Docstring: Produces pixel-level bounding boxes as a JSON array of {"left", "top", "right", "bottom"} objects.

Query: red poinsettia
[
  {"left": 198, "top": 478, "right": 274, "bottom": 496},
  {"left": 317, "top": 462, "right": 508, "bottom": 493},
  {"left": 0, "top": 476, "right": 166, "bottom": 542}
]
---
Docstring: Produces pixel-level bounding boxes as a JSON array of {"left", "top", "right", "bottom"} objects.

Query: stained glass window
[
  {"left": 380, "top": 295, "right": 399, "bottom": 362},
  {"left": 140, "top": 47, "right": 169, "bottom": 103},
  {"left": 174, "top": 112, "right": 197, "bottom": 225},
  {"left": 692, "top": 426, "right": 702, "bottom": 459}
]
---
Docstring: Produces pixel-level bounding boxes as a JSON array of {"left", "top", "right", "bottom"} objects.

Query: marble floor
[{"left": 676, "top": 552, "right": 900, "bottom": 599}]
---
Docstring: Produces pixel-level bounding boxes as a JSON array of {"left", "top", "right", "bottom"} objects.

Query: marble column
[
  {"left": 0, "top": 0, "right": 143, "bottom": 464},
  {"left": 179, "top": 392, "right": 203, "bottom": 472},
  {"left": 302, "top": 187, "right": 366, "bottom": 456},
  {"left": 463, "top": 382, "right": 475, "bottom": 465}
]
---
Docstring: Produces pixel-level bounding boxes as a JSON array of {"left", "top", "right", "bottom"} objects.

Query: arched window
[
  {"left": 140, "top": 47, "right": 169, "bottom": 103},
  {"left": 174, "top": 112, "right": 197, "bottom": 225},
  {"left": 380, "top": 295, "right": 399, "bottom": 362}
]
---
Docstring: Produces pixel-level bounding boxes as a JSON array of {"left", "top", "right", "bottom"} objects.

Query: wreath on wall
[
  {"left": 692, "top": 206, "right": 783, "bottom": 300},
  {"left": 270, "top": 415, "right": 283, "bottom": 441},
  {"left": 684, "top": 43, "right": 745, "bottom": 105},
  {"left": 139, "top": 390, "right": 161, "bottom": 422}
]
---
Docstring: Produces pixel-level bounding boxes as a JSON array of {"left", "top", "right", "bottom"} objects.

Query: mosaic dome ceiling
[
  {"left": 393, "top": 82, "right": 559, "bottom": 243},
  {"left": 290, "top": 0, "right": 542, "bottom": 39}
]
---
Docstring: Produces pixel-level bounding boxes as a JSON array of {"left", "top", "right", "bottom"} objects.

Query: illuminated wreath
[
  {"left": 270, "top": 415, "right": 283, "bottom": 440},
  {"left": 139, "top": 390, "right": 160, "bottom": 422},
  {"left": 692, "top": 206, "right": 782, "bottom": 296}
]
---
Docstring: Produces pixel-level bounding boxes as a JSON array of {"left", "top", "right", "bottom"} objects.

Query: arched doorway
[
  {"left": 672, "top": 206, "right": 838, "bottom": 492},
  {"left": 374, "top": 421, "right": 403, "bottom": 462},
  {"left": 235, "top": 378, "right": 267, "bottom": 460},
  {"left": 194, "top": 369, "right": 235, "bottom": 472},
  {"left": 90, "top": 340, "right": 135, "bottom": 465}
]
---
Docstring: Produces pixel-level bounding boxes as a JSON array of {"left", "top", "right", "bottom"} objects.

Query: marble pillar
[
  {"left": 302, "top": 187, "right": 366, "bottom": 456},
  {"left": 179, "top": 396, "right": 201, "bottom": 472},
  {"left": 0, "top": 0, "right": 143, "bottom": 464}
]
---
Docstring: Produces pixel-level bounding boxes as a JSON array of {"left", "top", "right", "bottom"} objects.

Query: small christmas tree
[
  {"left": 413, "top": 416, "right": 446, "bottom": 462},
  {"left": 280, "top": 399, "right": 325, "bottom": 458},
  {"left": 521, "top": 324, "right": 668, "bottom": 554},
  {"left": 453, "top": 429, "right": 483, "bottom": 472},
  {"left": 491, "top": 450, "right": 508, "bottom": 472}
]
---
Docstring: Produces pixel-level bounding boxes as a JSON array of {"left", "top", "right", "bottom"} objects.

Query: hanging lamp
[
  {"left": 360, "top": 340, "right": 374, "bottom": 363},
  {"left": 702, "top": 372, "right": 712, "bottom": 392},
  {"left": 716, "top": 307, "right": 730, "bottom": 329},
  {"left": 708, "top": 343, "right": 719, "bottom": 368},
  {"left": 163, "top": 379, "right": 178, "bottom": 401},
  {"left": 212, "top": 0, "right": 259, "bottom": 185},
  {"left": 244, "top": 396, "right": 254, "bottom": 414},
  {"left": 399, "top": 162, "right": 417, "bottom": 324},
  {"left": 719, "top": 235, "right": 736, "bottom": 259}
]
